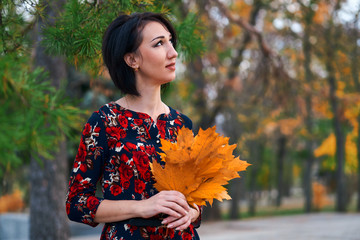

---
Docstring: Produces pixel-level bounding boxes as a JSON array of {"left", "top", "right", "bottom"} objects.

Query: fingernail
[
  {"left": 168, "top": 224, "right": 173, "bottom": 228},
  {"left": 161, "top": 220, "right": 167, "bottom": 225},
  {"left": 175, "top": 227, "right": 180, "bottom": 231}
]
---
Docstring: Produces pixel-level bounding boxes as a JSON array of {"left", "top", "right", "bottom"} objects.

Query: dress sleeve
[{"left": 66, "top": 111, "right": 108, "bottom": 227}]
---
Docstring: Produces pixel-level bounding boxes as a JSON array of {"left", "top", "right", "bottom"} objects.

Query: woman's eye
[{"left": 155, "top": 41, "right": 163, "bottom": 47}]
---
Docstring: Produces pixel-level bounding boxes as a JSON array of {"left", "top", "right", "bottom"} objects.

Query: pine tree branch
[
  {"left": 0, "top": 0, "right": 3, "bottom": 27},
  {"left": 6, "top": 19, "right": 36, "bottom": 53},
  {"left": 0, "top": 0, "right": 7, "bottom": 54}
]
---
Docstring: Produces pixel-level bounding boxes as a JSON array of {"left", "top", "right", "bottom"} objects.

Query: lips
[{"left": 166, "top": 63, "right": 176, "bottom": 71}]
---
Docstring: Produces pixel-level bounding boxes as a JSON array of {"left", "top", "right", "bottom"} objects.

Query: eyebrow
[{"left": 150, "top": 34, "right": 172, "bottom": 42}]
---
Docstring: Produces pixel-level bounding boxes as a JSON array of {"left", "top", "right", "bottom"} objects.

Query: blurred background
[{"left": 0, "top": 0, "right": 360, "bottom": 239}]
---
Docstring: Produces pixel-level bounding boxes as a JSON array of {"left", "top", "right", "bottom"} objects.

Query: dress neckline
[{"left": 110, "top": 101, "right": 174, "bottom": 123}]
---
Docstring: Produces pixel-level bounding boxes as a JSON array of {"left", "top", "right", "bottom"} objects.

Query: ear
[{"left": 124, "top": 53, "right": 139, "bottom": 69}]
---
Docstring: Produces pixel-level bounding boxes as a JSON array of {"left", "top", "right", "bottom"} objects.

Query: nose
[{"left": 168, "top": 44, "right": 178, "bottom": 59}]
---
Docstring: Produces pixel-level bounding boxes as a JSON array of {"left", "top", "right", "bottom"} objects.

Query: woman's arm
[
  {"left": 66, "top": 112, "right": 108, "bottom": 227},
  {"left": 94, "top": 190, "right": 191, "bottom": 225}
]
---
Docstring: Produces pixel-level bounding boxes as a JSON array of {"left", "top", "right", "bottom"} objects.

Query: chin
[{"left": 161, "top": 77, "right": 175, "bottom": 84}]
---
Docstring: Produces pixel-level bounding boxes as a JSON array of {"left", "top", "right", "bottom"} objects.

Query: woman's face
[{"left": 133, "top": 21, "right": 178, "bottom": 86}]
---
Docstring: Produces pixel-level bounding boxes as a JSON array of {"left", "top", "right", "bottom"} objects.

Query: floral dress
[{"left": 66, "top": 102, "right": 201, "bottom": 240}]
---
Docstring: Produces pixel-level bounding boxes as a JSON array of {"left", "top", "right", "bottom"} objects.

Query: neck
[
  {"left": 119, "top": 85, "right": 168, "bottom": 121},
  {"left": 128, "top": 86, "right": 162, "bottom": 112}
]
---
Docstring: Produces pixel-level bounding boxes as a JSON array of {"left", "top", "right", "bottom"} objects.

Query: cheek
[
  {"left": 149, "top": 54, "right": 163, "bottom": 67},
  {"left": 141, "top": 49, "right": 164, "bottom": 66}
]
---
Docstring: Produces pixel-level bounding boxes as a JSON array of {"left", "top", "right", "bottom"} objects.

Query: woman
[{"left": 66, "top": 12, "right": 201, "bottom": 239}]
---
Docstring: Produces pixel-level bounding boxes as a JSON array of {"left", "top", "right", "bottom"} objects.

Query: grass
[
  {"left": 239, "top": 207, "right": 306, "bottom": 219},
  {"left": 221, "top": 197, "right": 358, "bottom": 221}
]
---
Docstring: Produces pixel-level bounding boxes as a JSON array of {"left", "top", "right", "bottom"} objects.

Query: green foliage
[
  {"left": 42, "top": 0, "right": 205, "bottom": 73},
  {"left": 256, "top": 146, "right": 276, "bottom": 189},
  {"left": 0, "top": 0, "right": 32, "bottom": 55},
  {"left": 0, "top": 1, "right": 85, "bottom": 181},
  {"left": 0, "top": 52, "right": 84, "bottom": 177},
  {"left": 175, "top": 12, "right": 206, "bottom": 61}
]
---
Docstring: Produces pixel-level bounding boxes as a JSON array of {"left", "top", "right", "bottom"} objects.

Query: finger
[
  {"left": 161, "top": 215, "right": 178, "bottom": 225},
  {"left": 176, "top": 217, "right": 192, "bottom": 231},
  {"left": 166, "top": 215, "right": 191, "bottom": 230},
  {"left": 163, "top": 191, "right": 190, "bottom": 212},
  {"left": 157, "top": 204, "right": 182, "bottom": 218},
  {"left": 156, "top": 195, "right": 188, "bottom": 215},
  {"left": 154, "top": 191, "right": 190, "bottom": 217},
  {"left": 161, "top": 200, "right": 188, "bottom": 216},
  {"left": 192, "top": 203, "right": 199, "bottom": 212},
  {"left": 171, "top": 191, "right": 191, "bottom": 212}
]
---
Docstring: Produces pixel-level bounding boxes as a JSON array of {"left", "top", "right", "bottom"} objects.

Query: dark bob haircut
[{"left": 102, "top": 12, "right": 177, "bottom": 96}]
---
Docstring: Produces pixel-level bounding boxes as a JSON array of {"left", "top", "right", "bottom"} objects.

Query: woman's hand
[
  {"left": 139, "top": 190, "right": 190, "bottom": 220},
  {"left": 94, "top": 191, "right": 200, "bottom": 229},
  {"left": 161, "top": 203, "right": 200, "bottom": 231}
]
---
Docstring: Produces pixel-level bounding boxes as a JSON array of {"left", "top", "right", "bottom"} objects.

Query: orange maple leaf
[{"left": 150, "top": 126, "right": 251, "bottom": 206}]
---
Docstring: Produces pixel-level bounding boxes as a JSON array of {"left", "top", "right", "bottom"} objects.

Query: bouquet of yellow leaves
[{"left": 150, "top": 126, "right": 250, "bottom": 206}]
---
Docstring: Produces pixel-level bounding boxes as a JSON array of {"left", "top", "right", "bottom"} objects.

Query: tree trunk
[
  {"left": 303, "top": 149, "right": 313, "bottom": 212},
  {"left": 324, "top": 19, "right": 346, "bottom": 212},
  {"left": 248, "top": 139, "right": 264, "bottom": 216},
  {"left": 228, "top": 177, "right": 242, "bottom": 219},
  {"left": 276, "top": 135, "right": 286, "bottom": 207},
  {"left": 201, "top": 202, "right": 222, "bottom": 221},
  {"left": 190, "top": 57, "right": 213, "bottom": 133},
  {"left": 226, "top": 128, "right": 244, "bottom": 219},
  {"left": 30, "top": 0, "right": 69, "bottom": 239},
  {"left": 328, "top": 55, "right": 346, "bottom": 213},
  {"left": 283, "top": 154, "right": 293, "bottom": 197},
  {"left": 30, "top": 142, "right": 69, "bottom": 239},
  {"left": 301, "top": 2, "right": 316, "bottom": 213}
]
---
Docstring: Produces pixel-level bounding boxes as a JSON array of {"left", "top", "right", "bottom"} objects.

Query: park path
[{"left": 70, "top": 212, "right": 360, "bottom": 240}]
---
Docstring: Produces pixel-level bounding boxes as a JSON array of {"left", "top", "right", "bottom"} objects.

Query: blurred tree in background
[{"left": 1, "top": 0, "right": 360, "bottom": 239}]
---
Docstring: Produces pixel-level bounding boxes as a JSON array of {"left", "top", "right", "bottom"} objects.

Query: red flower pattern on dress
[
  {"left": 106, "top": 126, "right": 126, "bottom": 140},
  {"left": 182, "top": 231, "right": 193, "bottom": 240},
  {"left": 87, "top": 196, "right": 100, "bottom": 211},
  {"left": 132, "top": 150, "right": 150, "bottom": 179},
  {"left": 123, "top": 110, "right": 133, "bottom": 118},
  {"left": 137, "top": 113, "right": 149, "bottom": 119},
  {"left": 120, "top": 153, "right": 129, "bottom": 163},
  {"left": 150, "top": 234, "right": 163, "bottom": 240},
  {"left": 107, "top": 137, "right": 117, "bottom": 150},
  {"left": 134, "top": 119, "right": 143, "bottom": 126},
  {"left": 82, "top": 123, "right": 92, "bottom": 136},
  {"left": 125, "top": 142, "right": 137, "bottom": 151},
  {"left": 75, "top": 141, "right": 86, "bottom": 164},
  {"left": 120, "top": 163, "right": 133, "bottom": 191},
  {"left": 135, "top": 179, "right": 146, "bottom": 194},
  {"left": 142, "top": 170, "right": 152, "bottom": 182},
  {"left": 118, "top": 115, "right": 128, "bottom": 128},
  {"left": 110, "top": 184, "right": 122, "bottom": 196},
  {"left": 157, "top": 120, "right": 167, "bottom": 138}
]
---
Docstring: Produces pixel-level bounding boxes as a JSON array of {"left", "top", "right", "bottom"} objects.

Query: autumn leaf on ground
[{"left": 150, "top": 126, "right": 251, "bottom": 206}]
